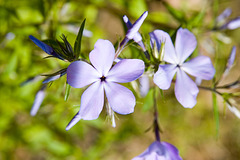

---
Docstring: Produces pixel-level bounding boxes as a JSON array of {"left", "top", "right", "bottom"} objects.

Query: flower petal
[
  {"left": 80, "top": 81, "right": 104, "bottom": 120},
  {"left": 162, "top": 142, "right": 183, "bottom": 160},
  {"left": 67, "top": 61, "right": 99, "bottom": 88},
  {"left": 66, "top": 81, "right": 104, "bottom": 130},
  {"left": 89, "top": 39, "right": 115, "bottom": 76},
  {"left": 222, "top": 17, "right": 240, "bottom": 30},
  {"left": 149, "top": 30, "right": 177, "bottom": 63},
  {"left": 153, "top": 64, "right": 177, "bottom": 90},
  {"left": 43, "top": 69, "right": 66, "bottom": 84},
  {"left": 30, "top": 85, "right": 46, "bottom": 116},
  {"left": 65, "top": 112, "right": 81, "bottom": 131},
  {"left": 29, "top": 35, "right": 63, "bottom": 60},
  {"left": 181, "top": 56, "right": 215, "bottom": 80},
  {"left": 123, "top": 15, "right": 143, "bottom": 43},
  {"left": 175, "top": 69, "right": 199, "bottom": 108},
  {"left": 223, "top": 46, "right": 236, "bottom": 76},
  {"left": 104, "top": 82, "right": 135, "bottom": 114},
  {"left": 216, "top": 8, "right": 232, "bottom": 25},
  {"left": 227, "top": 104, "right": 240, "bottom": 119},
  {"left": 175, "top": 28, "right": 197, "bottom": 64},
  {"left": 123, "top": 15, "right": 146, "bottom": 51},
  {"left": 126, "top": 11, "right": 148, "bottom": 40},
  {"left": 139, "top": 74, "right": 150, "bottom": 97},
  {"left": 107, "top": 59, "right": 145, "bottom": 83}
]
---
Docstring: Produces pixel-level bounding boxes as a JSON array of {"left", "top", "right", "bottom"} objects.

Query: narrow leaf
[
  {"left": 74, "top": 19, "right": 86, "bottom": 60},
  {"left": 163, "top": 2, "right": 186, "bottom": 23},
  {"left": 64, "top": 83, "right": 71, "bottom": 101}
]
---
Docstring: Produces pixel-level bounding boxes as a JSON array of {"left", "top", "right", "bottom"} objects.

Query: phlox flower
[
  {"left": 150, "top": 28, "right": 215, "bottom": 108},
  {"left": 123, "top": 15, "right": 146, "bottom": 51},
  {"left": 132, "top": 141, "right": 182, "bottom": 160},
  {"left": 116, "top": 11, "right": 148, "bottom": 57},
  {"left": 66, "top": 39, "right": 145, "bottom": 130},
  {"left": 214, "top": 8, "right": 240, "bottom": 30},
  {"left": 28, "top": 36, "right": 68, "bottom": 116},
  {"left": 223, "top": 46, "right": 236, "bottom": 77}
]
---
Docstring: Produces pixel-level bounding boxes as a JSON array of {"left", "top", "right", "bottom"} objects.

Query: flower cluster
[{"left": 26, "top": 8, "right": 240, "bottom": 159}]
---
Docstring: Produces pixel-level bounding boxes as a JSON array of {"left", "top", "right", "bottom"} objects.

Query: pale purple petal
[
  {"left": 118, "top": 12, "right": 147, "bottom": 55},
  {"left": 78, "top": 81, "right": 104, "bottom": 120},
  {"left": 67, "top": 61, "right": 99, "bottom": 88},
  {"left": 107, "top": 59, "right": 145, "bottom": 83},
  {"left": 104, "top": 82, "right": 135, "bottom": 114},
  {"left": 222, "top": 17, "right": 240, "bottom": 30},
  {"left": 132, "top": 141, "right": 182, "bottom": 160},
  {"left": 139, "top": 74, "right": 150, "bottom": 97},
  {"left": 66, "top": 112, "right": 81, "bottom": 131},
  {"left": 149, "top": 30, "right": 177, "bottom": 64},
  {"left": 43, "top": 70, "right": 66, "bottom": 84},
  {"left": 126, "top": 11, "right": 148, "bottom": 39},
  {"left": 195, "top": 77, "right": 202, "bottom": 86},
  {"left": 132, "top": 153, "right": 159, "bottom": 160},
  {"left": 30, "top": 86, "right": 46, "bottom": 116},
  {"left": 216, "top": 8, "right": 232, "bottom": 24},
  {"left": 175, "top": 69, "right": 199, "bottom": 108},
  {"left": 132, "top": 144, "right": 151, "bottom": 160},
  {"left": 181, "top": 56, "right": 215, "bottom": 80},
  {"left": 148, "top": 141, "right": 165, "bottom": 155},
  {"left": 123, "top": 15, "right": 142, "bottom": 42},
  {"left": 227, "top": 104, "right": 240, "bottom": 119},
  {"left": 175, "top": 28, "right": 197, "bottom": 64},
  {"left": 223, "top": 46, "right": 236, "bottom": 76},
  {"left": 123, "top": 15, "right": 132, "bottom": 29},
  {"left": 153, "top": 64, "right": 177, "bottom": 90},
  {"left": 162, "top": 142, "right": 182, "bottom": 160},
  {"left": 66, "top": 81, "right": 105, "bottom": 130},
  {"left": 43, "top": 75, "right": 61, "bottom": 84},
  {"left": 89, "top": 39, "right": 115, "bottom": 75}
]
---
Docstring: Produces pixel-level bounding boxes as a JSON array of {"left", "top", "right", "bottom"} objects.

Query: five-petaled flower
[
  {"left": 150, "top": 28, "right": 215, "bottom": 108},
  {"left": 66, "top": 39, "right": 145, "bottom": 130},
  {"left": 132, "top": 141, "right": 182, "bottom": 160}
]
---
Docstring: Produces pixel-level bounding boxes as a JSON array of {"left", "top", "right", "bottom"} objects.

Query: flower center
[
  {"left": 100, "top": 76, "right": 106, "bottom": 82},
  {"left": 176, "top": 64, "right": 181, "bottom": 68}
]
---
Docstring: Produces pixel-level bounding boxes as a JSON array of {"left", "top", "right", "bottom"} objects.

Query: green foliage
[
  {"left": 74, "top": 18, "right": 86, "bottom": 60},
  {"left": 1, "top": 0, "right": 240, "bottom": 160}
]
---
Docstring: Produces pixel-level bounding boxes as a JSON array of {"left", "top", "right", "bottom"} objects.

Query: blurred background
[{"left": 1, "top": 0, "right": 240, "bottom": 159}]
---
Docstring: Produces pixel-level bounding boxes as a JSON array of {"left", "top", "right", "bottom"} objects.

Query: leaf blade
[{"left": 74, "top": 19, "right": 86, "bottom": 60}]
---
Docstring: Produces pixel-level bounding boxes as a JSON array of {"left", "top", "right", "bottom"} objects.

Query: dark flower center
[
  {"left": 100, "top": 76, "right": 106, "bottom": 82},
  {"left": 176, "top": 64, "right": 181, "bottom": 68}
]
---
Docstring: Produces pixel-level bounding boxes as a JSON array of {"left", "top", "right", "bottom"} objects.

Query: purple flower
[
  {"left": 66, "top": 39, "right": 145, "bottom": 130},
  {"left": 123, "top": 15, "right": 146, "bottom": 51},
  {"left": 30, "top": 85, "right": 47, "bottom": 116},
  {"left": 132, "top": 141, "right": 182, "bottom": 160},
  {"left": 214, "top": 8, "right": 240, "bottom": 30},
  {"left": 150, "top": 28, "right": 215, "bottom": 108},
  {"left": 220, "top": 17, "right": 240, "bottom": 30},
  {"left": 116, "top": 11, "right": 148, "bottom": 57},
  {"left": 216, "top": 8, "right": 232, "bottom": 25},
  {"left": 223, "top": 46, "right": 236, "bottom": 76}
]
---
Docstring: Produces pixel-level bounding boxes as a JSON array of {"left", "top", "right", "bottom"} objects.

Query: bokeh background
[{"left": 1, "top": 0, "right": 240, "bottom": 159}]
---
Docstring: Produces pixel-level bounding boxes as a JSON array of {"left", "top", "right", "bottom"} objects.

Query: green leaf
[
  {"left": 142, "top": 89, "right": 154, "bottom": 112},
  {"left": 163, "top": 1, "right": 186, "bottom": 23},
  {"left": 188, "top": 9, "right": 206, "bottom": 27},
  {"left": 64, "top": 83, "right": 71, "bottom": 101},
  {"left": 74, "top": 18, "right": 86, "bottom": 60},
  {"left": 212, "top": 92, "right": 219, "bottom": 138}
]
